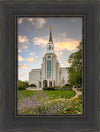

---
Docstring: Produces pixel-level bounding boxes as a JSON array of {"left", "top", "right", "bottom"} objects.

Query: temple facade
[{"left": 29, "top": 26, "right": 68, "bottom": 88}]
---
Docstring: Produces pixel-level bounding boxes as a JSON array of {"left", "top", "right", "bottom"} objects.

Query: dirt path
[
  {"left": 26, "top": 87, "right": 42, "bottom": 90},
  {"left": 69, "top": 88, "right": 82, "bottom": 100}
]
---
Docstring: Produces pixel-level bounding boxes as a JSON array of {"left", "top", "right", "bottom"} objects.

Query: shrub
[
  {"left": 64, "top": 84, "right": 72, "bottom": 87},
  {"left": 18, "top": 85, "right": 26, "bottom": 90},
  {"left": 29, "top": 84, "right": 36, "bottom": 87},
  {"left": 18, "top": 80, "right": 29, "bottom": 90},
  {"left": 61, "top": 84, "right": 72, "bottom": 90},
  {"left": 43, "top": 87, "right": 55, "bottom": 90}
]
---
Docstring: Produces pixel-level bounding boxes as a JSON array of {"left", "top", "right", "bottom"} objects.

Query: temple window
[{"left": 49, "top": 45, "right": 51, "bottom": 50}]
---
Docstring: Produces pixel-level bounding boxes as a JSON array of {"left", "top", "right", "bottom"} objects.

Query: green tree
[
  {"left": 18, "top": 80, "right": 29, "bottom": 90},
  {"left": 67, "top": 42, "right": 82, "bottom": 87}
]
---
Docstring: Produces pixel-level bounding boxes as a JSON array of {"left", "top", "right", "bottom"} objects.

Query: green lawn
[{"left": 18, "top": 90, "right": 76, "bottom": 99}]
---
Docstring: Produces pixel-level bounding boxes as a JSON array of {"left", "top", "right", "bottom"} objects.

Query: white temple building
[{"left": 29, "top": 26, "right": 68, "bottom": 88}]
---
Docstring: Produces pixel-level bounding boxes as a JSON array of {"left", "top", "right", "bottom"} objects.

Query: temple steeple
[
  {"left": 47, "top": 25, "right": 54, "bottom": 53},
  {"left": 49, "top": 25, "right": 53, "bottom": 43}
]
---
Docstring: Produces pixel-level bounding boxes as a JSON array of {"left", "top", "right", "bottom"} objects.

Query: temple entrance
[
  {"left": 49, "top": 81, "right": 52, "bottom": 87},
  {"left": 43, "top": 80, "right": 48, "bottom": 88},
  {"left": 39, "top": 82, "right": 41, "bottom": 88}
]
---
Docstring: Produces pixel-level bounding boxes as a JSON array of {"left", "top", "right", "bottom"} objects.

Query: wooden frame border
[{"left": 0, "top": 0, "right": 99, "bottom": 131}]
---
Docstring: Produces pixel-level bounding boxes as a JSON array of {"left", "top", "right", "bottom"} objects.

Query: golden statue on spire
[
  {"left": 50, "top": 25, "right": 52, "bottom": 31},
  {"left": 49, "top": 25, "right": 53, "bottom": 43}
]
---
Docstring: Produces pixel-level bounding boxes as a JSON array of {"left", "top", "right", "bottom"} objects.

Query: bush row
[
  {"left": 29, "top": 84, "right": 36, "bottom": 87},
  {"left": 43, "top": 84, "right": 73, "bottom": 91},
  {"left": 61, "top": 84, "right": 72, "bottom": 90},
  {"left": 18, "top": 86, "right": 26, "bottom": 90},
  {"left": 43, "top": 87, "right": 55, "bottom": 90}
]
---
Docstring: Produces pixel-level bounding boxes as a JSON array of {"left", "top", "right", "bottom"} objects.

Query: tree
[
  {"left": 67, "top": 42, "right": 82, "bottom": 87},
  {"left": 18, "top": 80, "right": 29, "bottom": 90}
]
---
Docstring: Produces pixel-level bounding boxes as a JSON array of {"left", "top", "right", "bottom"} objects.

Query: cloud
[
  {"left": 70, "top": 18, "right": 78, "bottom": 23},
  {"left": 33, "top": 33, "right": 80, "bottom": 51},
  {"left": 18, "top": 18, "right": 23, "bottom": 24},
  {"left": 28, "top": 18, "right": 34, "bottom": 22},
  {"left": 18, "top": 44, "right": 28, "bottom": 52},
  {"left": 55, "top": 52, "right": 62, "bottom": 57},
  {"left": 18, "top": 36, "right": 28, "bottom": 43},
  {"left": 27, "top": 18, "right": 46, "bottom": 28},
  {"left": 18, "top": 49, "right": 21, "bottom": 53},
  {"left": 33, "top": 37, "right": 47, "bottom": 47},
  {"left": 30, "top": 52, "right": 40, "bottom": 60},
  {"left": 35, "top": 55, "right": 40, "bottom": 59},
  {"left": 55, "top": 39, "right": 80, "bottom": 51},
  {"left": 18, "top": 56, "right": 24, "bottom": 61},
  {"left": 18, "top": 72, "right": 29, "bottom": 78},
  {"left": 55, "top": 52, "right": 59, "bottom": 57},
  {"left": 30, "top": 52, "right": 35, "bottom": 56},
  {"left": 60, "top": 52, "right": 63, "bottom": 55},
  {"left": 54, "top": 33, "right": 80, "bottom": 51},
  {"left": 18, "top": 36, "right": 29, "bottom": 52},
  {"left": 19, "top": 64, "right": 27, "bottom": 69},
  {"left": 18, "top": 74, "right": 22, "bottom": 78},
  {"left": 27, "top": 57, "right": 34, "bottom": 62}
]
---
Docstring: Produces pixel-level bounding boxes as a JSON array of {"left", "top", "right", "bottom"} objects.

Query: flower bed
[{"left": 18, "top": 91, "right": 82, "bottom": 115}]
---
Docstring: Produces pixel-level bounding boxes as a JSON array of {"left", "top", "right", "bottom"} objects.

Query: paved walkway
[
  {"left": 69, "top": 88, "right": 82, "bottom": 100},
  {"left": 26, "top": 87, "right": 42, "bottom": 90}
]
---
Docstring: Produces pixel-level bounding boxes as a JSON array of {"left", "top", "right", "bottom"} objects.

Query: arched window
[
  {"left": 49, "top": 45, "right": 51, "bottom": 50},
  {"left": 47, "top": 60, "right": 51, "bottom": 78}
]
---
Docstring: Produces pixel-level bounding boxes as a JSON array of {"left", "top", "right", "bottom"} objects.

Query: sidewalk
[
  {"left": 26, "top": 87, "right": 42, "bottom": 90},
  {"left": 69, "top": 88, "right": 82, "bottom": 100}
]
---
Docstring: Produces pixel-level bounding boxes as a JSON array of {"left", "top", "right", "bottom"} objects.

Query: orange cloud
[
  {"left": 18, "top": 74, "right": 22, "bottom": 78},
  {"left": 28, "top": 18, "right": 34, "bottom": 22},
  {"left": 18, "top": 18, "right": 23, "bottom": 24},
  {"left": 18, "top": 36, "right": 29, "bottom": 52},
  {"left": 18, "top": 36, "right": 28, "bottom": 43},
  {"left": 19, "top": 64, "right": 27, "bottom": 69},
  {"left": 55, "top": 39, "right": 80, "bottom": 51},
  {"left": 33, "top": 33, "right": 80, "bottom": 52},
  {"left": 27, "top": 57, "right": 34, "bottom": 62},
  {"left": 55, "top": 52, "right": 59, "bottom": 57},
  {"left": 18, "top": 56, "right": 24, "bottom": 61}
]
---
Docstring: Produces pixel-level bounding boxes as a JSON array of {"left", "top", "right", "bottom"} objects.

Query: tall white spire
[{"left": 47, "top": 25, "right": 54, "bottom": 53}]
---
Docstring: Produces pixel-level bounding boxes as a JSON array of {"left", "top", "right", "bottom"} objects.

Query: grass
[{"left": 18, "top": 90, "right": 76, "bottom": 100}]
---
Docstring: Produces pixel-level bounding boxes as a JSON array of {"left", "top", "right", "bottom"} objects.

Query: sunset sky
[{"left": 18, "top": 17, "right": 82, "bottom": 81}]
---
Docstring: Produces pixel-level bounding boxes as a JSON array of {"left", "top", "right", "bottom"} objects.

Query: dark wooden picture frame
[{"left": 0, "top": 0, "right": 99, "bottom": 131}]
